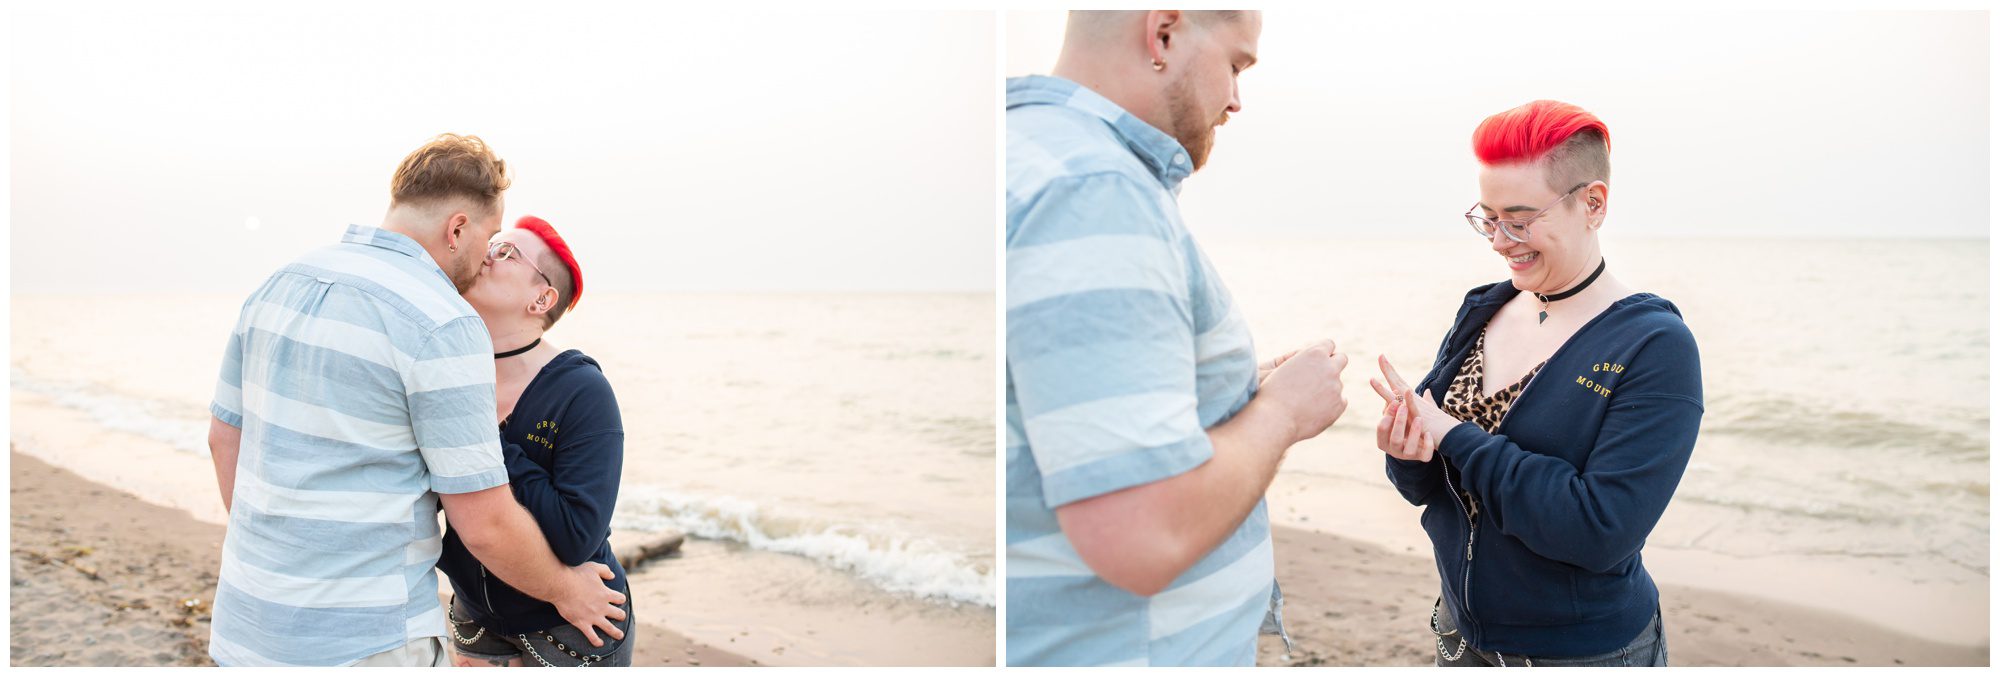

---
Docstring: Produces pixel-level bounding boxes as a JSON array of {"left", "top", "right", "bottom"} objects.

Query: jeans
[
  {"left": 1432, "top": 597, "right": 1668, "bottom": 667},
  {"left": 446, "top": 591, "right": 636, "bottom": 667}
]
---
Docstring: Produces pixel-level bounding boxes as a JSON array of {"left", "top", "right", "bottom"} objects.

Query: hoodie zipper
[
  {"left": 1429, "top": 296, "right": 1506, "bottom": 648},
  {"left": 1438, "top": 452, "right": 1479, "bottom": 646},
  {"left": 1424, "top": 347, "right": 1481, "bottom": 645},
  {"left": 1425, "top": 305, "right": 1481, "bottom": 644},
  {"left": 1443, "top": 338, "right": 1550, "bottom": 652}
]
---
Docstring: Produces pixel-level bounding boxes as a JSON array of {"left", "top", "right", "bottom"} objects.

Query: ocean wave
[
  {"left": 11, "top": 369, "right": 209, "bottom": 456},
  {"left": 917, "top": 414, "right": 996, "bottom": 457},
  {"left": 613, "top": 486, "right": 995, "bottom": 608},
  {"left": 871, "top": 348, "right": 987, "bottom": 362},
  {"left": 1701, "top": 395, "right": 1988, "bottom": 460},
  {"left": 1674, "top": 488, "right": 1891, "bottom": 524}
]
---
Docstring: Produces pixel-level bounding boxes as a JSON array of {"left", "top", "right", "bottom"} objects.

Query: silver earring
[{"left": 1151, "top": 58, "right": 1164, "bottom": 71}]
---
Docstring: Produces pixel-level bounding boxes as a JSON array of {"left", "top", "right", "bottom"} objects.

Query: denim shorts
[
  {"left": 1431, "top": 596, "right": 1667, "bottom": 667},
  {"left": 446, "top": 591, "right": 635, "bottom": 667}
]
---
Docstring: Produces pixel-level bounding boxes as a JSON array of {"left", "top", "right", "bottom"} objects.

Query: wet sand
[
  {"left": 1255, "top": 525, "right": 1989, "bottom": 666},
  {"left": 626, "top": 538, "right": 995, "bottom": 666}
]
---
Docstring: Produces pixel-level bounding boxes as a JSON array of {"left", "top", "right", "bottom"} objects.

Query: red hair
[
  {"left": 1472, "top": 100, "right": 1610, "bottom": 166},
  {"left": 512, "top": 215, "right": 583, "bottom": 311}
]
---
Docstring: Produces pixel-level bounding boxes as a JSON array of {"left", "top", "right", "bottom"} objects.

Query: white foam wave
[
  {"left": 11, "top": 369, "right": 998, "bottom": 608},
  {"left": 11, "top": 368, "right": 210, "bottom": 456},
  {"left": 614, "top": 485, "right": 995, "bottom": 608}
]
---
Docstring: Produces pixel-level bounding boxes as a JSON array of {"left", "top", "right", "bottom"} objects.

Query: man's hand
[
  {"left": 1255, "top": 347, "right": 1299, "bottom": 385},
  {"left": 552, "top": 562, "right": 627, "bottom": 647},
  {"left": 440, "top": 486, "right": 628, "bottom": 647},
  {"left": 1251, "top": 338, "right": 1349, "bottom": 445},
  {"left": 1056, "top": 337, "right": 1351, "bottom": 596}
]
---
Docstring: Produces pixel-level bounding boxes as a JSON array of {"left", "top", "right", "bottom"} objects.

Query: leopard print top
[
  {"left": 1441, "top": 331, "right": 1544, "bottom": 434},
  {"left": 1439, "top": 330, "right": 1545, "bottom": 522}
]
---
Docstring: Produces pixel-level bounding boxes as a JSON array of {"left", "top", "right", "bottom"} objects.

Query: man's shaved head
[
  {"left": 1066, "top": 10, "right": 1247, "bottom": 34},
  {"left": 1052, "top": 10, "right": 1262, "bottom": 171}
]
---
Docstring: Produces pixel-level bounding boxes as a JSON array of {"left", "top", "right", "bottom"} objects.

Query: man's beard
[
  {"left": 448, "top": 249, "right": 481, "bottom": 294},
  {"left": 1166, "top": 73, "right": 1224, "bottom": 171}
]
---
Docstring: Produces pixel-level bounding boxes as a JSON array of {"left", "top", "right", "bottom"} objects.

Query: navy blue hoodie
[
  {"left": 1386, "top": 282, "right": 1702, "bottom": 657},
  {"left": 438, "top": 349, "right": 628, "bottom": 635}
]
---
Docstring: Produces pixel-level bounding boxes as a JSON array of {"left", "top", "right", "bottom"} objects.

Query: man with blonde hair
[{"left": 206, "top": 134, "right": 626, "bottom": 666}]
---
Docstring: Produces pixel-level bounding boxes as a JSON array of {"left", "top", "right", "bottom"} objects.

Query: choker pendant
[{"left": 1530, "top": 258, "right": 1607, "bottom": 326}]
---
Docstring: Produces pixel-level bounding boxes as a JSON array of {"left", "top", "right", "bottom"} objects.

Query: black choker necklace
[
  {"left": 495, "top": 338, "right": 541, "bottom": 359},
  {"left": 1532, "top": 258, "right": 1607, "bottom": 324}
]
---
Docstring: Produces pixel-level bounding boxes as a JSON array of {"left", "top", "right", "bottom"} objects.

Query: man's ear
[
  {"left": 444, "top": 211, "right": 471, "bottom": 251},
  {"left": 1147, "top": 10, "right": 1185, "bottom": 69}
]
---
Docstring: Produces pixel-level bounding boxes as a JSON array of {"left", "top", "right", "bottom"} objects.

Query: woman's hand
[{"left": 1367, "top": 355, "right": 1460, "bottom": 462}]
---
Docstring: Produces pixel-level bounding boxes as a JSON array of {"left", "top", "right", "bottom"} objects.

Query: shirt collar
[
  {"left": 341, "top": 224, "right": 453, "bottom": 284},
  {"left": 1007, "top": 75, "right": 1194, "bottom": 193}
]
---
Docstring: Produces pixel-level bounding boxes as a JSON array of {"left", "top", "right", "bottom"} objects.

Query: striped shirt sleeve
[
  {"left": 404, "top": 316, "right": 507, "bottom": 494},
  {"left": 1007, "top": 172, "right": 1213, "bottom": 508},
  {"left": 210, "top": 306, "right": 248, "bottom": 428}
]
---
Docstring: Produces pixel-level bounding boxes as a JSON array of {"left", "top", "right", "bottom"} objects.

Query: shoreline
[
  {"left": 8, "top": 445, "right": 995, "bottom": 666},
  {"left": 1255, "top": 525, "right": 1989, "bottom": 667},
  {"left": 7, "top": 388, "right": 995, "bottom": 667}
]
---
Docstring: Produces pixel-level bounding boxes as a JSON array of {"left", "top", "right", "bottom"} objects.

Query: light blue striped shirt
[
  {"left": 1005, "top": 75, "right": 1276, "bottom": 667},
  {"left": 208, "top": 224, "right": 507, "bottom": 666}
]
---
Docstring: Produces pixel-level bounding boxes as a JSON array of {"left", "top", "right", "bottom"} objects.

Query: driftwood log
[{"left": 610, "top": 531, "right": 686, "bottom": 570}]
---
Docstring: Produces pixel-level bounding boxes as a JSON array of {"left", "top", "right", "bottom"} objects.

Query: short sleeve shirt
[
  {"left": 207, "top": 224, "right": 507, "bottom": 666},
  {"left": 1004, "top": 75, "right": 1275, "bottom": 667}
]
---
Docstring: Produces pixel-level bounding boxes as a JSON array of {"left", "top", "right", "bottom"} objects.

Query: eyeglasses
[
  {"left": 1465, "top": 182, "right": 1590, "bottom": 243},
  {"left": 487, "top": 241, "right": 553, "bottom": 287}
]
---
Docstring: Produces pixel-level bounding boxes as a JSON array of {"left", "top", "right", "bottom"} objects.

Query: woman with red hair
[
  {"left": 436, "top": 215, "right": 636, "bottom": 667},
  {"left": 1369, "top": 101, "right": 1703, "bottom": 666}
]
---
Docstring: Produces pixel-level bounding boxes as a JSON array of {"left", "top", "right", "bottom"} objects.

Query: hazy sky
[
  {"left": 12, "top": 5, "right": 996, "bottom": 294},
  {"left": 1007, "top": 10, "right": 1989, "bottom": 240}
]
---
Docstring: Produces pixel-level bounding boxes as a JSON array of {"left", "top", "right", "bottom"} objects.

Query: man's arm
[
  {"left": 210, "top": 308, "right": 249, "bottom": 514},
  {"left": 439, "top": 486, "right": 628, "bottom": 645},
  {"left": 208, "top": 416, "right": 241, "bottom": 513},
  {"left": 1009, "top": 172, "right": 1348, "bottom": 598},
  {"left": 1052, "top": 343, "right": 1348, "bottom": 597},
  {"left": 1054, "top": 396, "right": 1299, "bottom": 596}
]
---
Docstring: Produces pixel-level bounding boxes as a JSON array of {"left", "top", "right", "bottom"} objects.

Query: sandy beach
[
  {"left": 1253, "top": 525, "right": 1989, "bottom": 667},
  {"left": 10, "top": 450, "right": 756, "bottom": 667},
  {"left": 9, "top": 446, "right": 995, "bottom": 667}
]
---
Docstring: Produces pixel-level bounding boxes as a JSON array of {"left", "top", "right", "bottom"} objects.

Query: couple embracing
[
  {"left": 207, "top": 134, "right": 635, "bottom": 666},
  {"left": 1006, "top": 10, "right": 1703, "bottom": 667}
]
